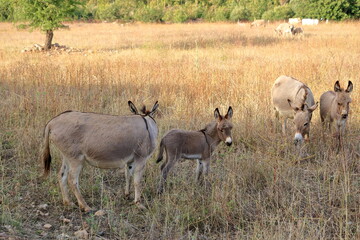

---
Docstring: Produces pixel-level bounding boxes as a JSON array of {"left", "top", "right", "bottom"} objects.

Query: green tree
[
  {"left": 290, "top": 0, "right": 360, "bottom": 20},
  {"left": 262, "top": 4, "right": 294, "bottom": 20},
  {"left": 15, "top": 0, "right": 83, "bottom": 50},
  {"left": 0, "top": 0, "right": 14, "bottom": 21}
]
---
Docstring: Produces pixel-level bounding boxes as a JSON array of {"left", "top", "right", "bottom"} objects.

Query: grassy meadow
[{"left": 0, "top": 21, "right": 359, "bottom": 239}]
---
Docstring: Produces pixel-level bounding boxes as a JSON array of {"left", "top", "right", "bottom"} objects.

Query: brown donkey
[
  {"left": 320, "top": 81, "right": 353, "bottom": 148},
  {"left": 156, "top": 107, "right": 233, "bottom": 193},
  {"left": 40, "top": 101, "right": 159, "bottom": 211}
]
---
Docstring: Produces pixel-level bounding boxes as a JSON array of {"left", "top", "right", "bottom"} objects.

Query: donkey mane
[{"left": 199, "top": 121, "right": 218, "bottom": 137}]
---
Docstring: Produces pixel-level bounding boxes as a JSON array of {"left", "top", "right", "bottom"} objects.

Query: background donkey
[
  {"left": 40, "top": 101, "right": 159, "bottom": 211},
  {"left": 156, "top": 107, "right": 233, "bottom": 193},
  {"left": 271, "top": 75, "right": 318, "bottom": 147},
  {"left": 320, "top": 81, "right": 353, "bottom": 148}
]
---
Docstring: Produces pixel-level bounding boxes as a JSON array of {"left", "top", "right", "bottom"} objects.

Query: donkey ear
[
  {"left": 346, "top": 81, "right": 353, "bottom": 93},
  {"left": 128, "top": 101, "right": 138, "bottom": 114},
  {"left": 225, "top": 106, "right": 233, "bottom": 119},
  {"left": 307, "top": 102, "right": 318, "bottom": 112},
  {"left": 334, "top": 81, "right": 342, "bottom": 92},
  {"left": 149, "top": 101, "right": 159, "bottom": 117},
  {"left": 287, "top": 99, "right": 299, "bottom": 112},
  {"left": 214, "top": 108, "right": 222, "bottom": 120}
]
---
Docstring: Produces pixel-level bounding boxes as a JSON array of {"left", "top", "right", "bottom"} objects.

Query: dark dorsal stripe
[{"left": 140, "top": 115, "right": 155, "bottom": 150}]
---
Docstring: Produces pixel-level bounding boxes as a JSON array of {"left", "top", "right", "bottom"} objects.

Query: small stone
[
  {"left": 74, "top": 229, "right": 88, "bottom": 239},
  {"left": 57, "top": 233, "right": 70, "bottom": 239},
  {"left": 44, "top": 224, "right": 52, "bottom": 229},
  {"left": 37, "top": 210, "right": 49, "bottom": 216},
  {"left": 62, "top": 218, "right": 71, "bottom": 223},
  {"left": 94, "top": 210, "right": 105, "bottom": 216}
]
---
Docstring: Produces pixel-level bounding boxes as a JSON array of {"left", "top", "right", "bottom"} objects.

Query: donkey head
[
  {"left": 334, "top": 81, "right": 353, "bottom": 120},
  {"left": 128, "top": 101, "right": 159, "bottom": 118},
  {"left": 288, "top": 100, "right": 318, "bottom": 146},
  {"left": 214, "top": 106, "right": 234, "bottom": 146}
]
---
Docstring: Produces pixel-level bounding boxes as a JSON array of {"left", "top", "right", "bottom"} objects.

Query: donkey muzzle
[
  {"left": 294, "top": 133, "right": 303, "bottom": 146},
  {"left": 225, "top": 137, "right": 232, "bottom": 146}
]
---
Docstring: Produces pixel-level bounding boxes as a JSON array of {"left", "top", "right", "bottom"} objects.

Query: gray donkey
[
  {"left": 156, "top": 107, "right": 233, "bottom": 193},
  {"left": 41, "top": 101, "right": 159, "bottom": 211},
  {"left": 320, "top": 81, "right": 353, "bottom": 149}
]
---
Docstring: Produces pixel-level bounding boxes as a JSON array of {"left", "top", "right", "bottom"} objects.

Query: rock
[
  {"left": 4, "top": 225, "right": 15, "bottom": 234},
  {"left": 57, "top": 233, "right": 70, "bottom": 239},
  {"left": 74, "top": 230, "right": 88, "bottom": 239},
  {"left": 62, "top": 218, "right": 71, "bottom": 223},
  {"left": 37, "top": 210, "right": 49, "bottom": 216},
  {"left": 94, "top": 210, "right": 105, "bottom": 216},
  {"left": 73, "top": 226, "right": 81, "bottom": 231},
  {"left": 43, "top": 224, "right": 52, "bottom": 229}
]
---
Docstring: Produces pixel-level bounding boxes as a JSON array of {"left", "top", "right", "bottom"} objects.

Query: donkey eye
[
  {"left": 304, "top": 122, "right": 308, "bottom": 126},
  {"left": 338, "top": 103, "right": 342, "bottom": 106}
]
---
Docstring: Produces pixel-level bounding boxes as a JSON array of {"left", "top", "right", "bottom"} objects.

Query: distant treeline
[{"left": 1, "top": 0, "right": 359, "bottom": 23}]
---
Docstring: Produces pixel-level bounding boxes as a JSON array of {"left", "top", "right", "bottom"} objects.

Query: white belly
[{"left": 181, "top": 154, "right": 202, "bottom": 159}]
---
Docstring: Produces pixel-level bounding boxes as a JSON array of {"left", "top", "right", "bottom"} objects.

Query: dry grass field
[{"left": 0, "top": 21, "right": 359, "bottom": 239}]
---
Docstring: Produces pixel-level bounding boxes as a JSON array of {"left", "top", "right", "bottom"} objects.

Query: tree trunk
[{"left": 44, "top": 30, "right": 54, "bottom": 51}]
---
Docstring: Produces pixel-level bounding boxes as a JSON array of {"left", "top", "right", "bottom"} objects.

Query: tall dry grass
[{"left": 0, "top": 21, "right": 359, "bottom": 239}]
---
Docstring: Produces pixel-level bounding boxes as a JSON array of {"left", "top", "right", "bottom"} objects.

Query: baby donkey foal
[{"left": 156, "top": 107, "right": 233, "bottom": 193}]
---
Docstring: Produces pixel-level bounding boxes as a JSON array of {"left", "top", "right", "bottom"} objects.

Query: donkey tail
[
  {"left": 41, "top": 123, "right": 52, "bottom": 178},
  {"left": 156, "top": 139, "right": 165, "bottom": 163}
]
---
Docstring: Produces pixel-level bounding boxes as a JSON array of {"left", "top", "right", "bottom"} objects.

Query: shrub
[
  {"left": 204, "top": 6, "right": 230, "bottom": 22},
  {"left": 96, "top": 3, "right": 120, "bottom": 21},
  {"left": 184, "top": 2, "right": 204, "bottom": 20},
  {"left": 163, "top": 6, "right": 189, "bottom": 23},
  {"left": 0, "top": 0, "right": 14, "bottom": 21},
  {"left": 229, "top": 6, "right": 251, "bottom": 21},
  {"left": 133, "top": 5, "right": 164, "bottom": 22},
  {"left": 262, "top": 5, "right": 294, "bottom": 20}
]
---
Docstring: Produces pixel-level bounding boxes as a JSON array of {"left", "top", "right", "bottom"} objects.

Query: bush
[
  {"left": 0, "top": 0, "right": 14, "bottom": 21},
  {"left": 96, "top": 3, "right": 120, "bottom": 21},
  {"left": 204, "top": 6, "right": 230, "bottom": 22},
  {"left": 229, "top": 6, "right": 251, "bottom": 21},
  {"left": 262, "top": 5, "right": 294, "bottom": 20},
  {"left": 163, "top": 6, "right": 189, "bottom": 23},
  {"left": 133, "top": 5, "right": 164, "bottom": 22},
  {"left": 184, "top": 2, "right": 204, "bottom": 20}
]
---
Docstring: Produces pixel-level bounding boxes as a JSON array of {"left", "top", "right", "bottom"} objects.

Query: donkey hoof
[
  {"left": 135, "top": 202, "right": 147, "bottom": 210},
  {"left": 80, "top": 205, "right": 93, "bottom": 213},
  {"left": 63, "top": 201, "right": 75, "bottom": 207},
  {"left": 124, "top": 193, "right": 131, "bottom": 200}
]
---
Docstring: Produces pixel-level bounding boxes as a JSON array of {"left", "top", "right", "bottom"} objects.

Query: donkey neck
[{"left": 201, "top": 121, "right": 221, "bottom": 148}]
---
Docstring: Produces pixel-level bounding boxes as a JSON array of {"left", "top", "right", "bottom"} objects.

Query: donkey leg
[
  {"left": 157, "top": 154, "right": 177, "bottom": 194},
  {"left": 124, "top": 164, "right": 131, "bottom": 198},
  {"left": 195, "top": 160, "right": 204, "bottom": 182},
  {"left": 282, "top": 118, "right": 287, "bottom": 135},
  {"left": 68, "top": 160, "right": 91, "bottom": 212},
  {"left": 133, "top": 159, "right": 146, "bottom": 209},
  {"left": 202, "top": 159, "right": 211, "bottom": 188},
  {"left": 274, "top": 110, "right": 280, "bottom": 133},
  {"left": 202, "top": 160, "right": 210, "bottom": 176},
  {"left": 58, "top": 157, "right": 72, "bottom": 206}
]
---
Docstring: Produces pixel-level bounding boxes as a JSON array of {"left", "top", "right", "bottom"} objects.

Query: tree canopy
[
  {"left": 13, "top": 0, "right": 83, "bottom": 49},
  {"left": 1, "top": 0, "right": 359, "bottom": 23}
]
